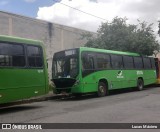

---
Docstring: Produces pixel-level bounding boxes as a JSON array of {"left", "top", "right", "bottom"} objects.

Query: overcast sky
[
  {"left": 37, "top": 0, "right": 160, "bottom": 34},
  {"left": 0, "top": 0, "right": 159, "bottom": 34}
]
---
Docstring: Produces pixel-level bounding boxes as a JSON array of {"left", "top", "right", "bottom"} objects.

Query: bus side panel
[
  {"left": 122, "top": 70, "right": 137, "bottom": 89},
  {"left": 82, "top": 70, "right": 126, "bottom": 92},
  {"left": 95, "top": 70, "right": 135, "bottom": 90},
  {"left": 143, "top": 70, "right": 156, "bottom": 85},
  {"left": 114, "top": 70, "right": 156, "bottom": 89},
  {"left": 82, "top": 73, "right": 98, "bottom": 93},
  {"left": 71, "top": 83, "right": 84, "bottom": 93},
  {"left": 0, "top": 69, "right": 46, "bottom": 104},
  {"left": 107, "top": 70, "right": 125, "bottom": 89},
  {"left": 81, "top": 69, "right": 156, "bottom": 93},
  {"left": 82, "top": 70, "right": 127, "bottom": 92}
]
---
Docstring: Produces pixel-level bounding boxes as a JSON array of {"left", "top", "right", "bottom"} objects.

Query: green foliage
[
  {"left": 158, "top": 20, "right": 160, "bottom": 36},
  {"left": 83, "top": 17, "right": 160, "bottom": 56}
]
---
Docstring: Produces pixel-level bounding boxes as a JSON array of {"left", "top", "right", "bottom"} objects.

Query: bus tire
[
  {"left": 97, "top": 82, "right": 107, "bottom": 97},
  {"left": 137, "top": 78, "right": 144, "bottom": 91}
]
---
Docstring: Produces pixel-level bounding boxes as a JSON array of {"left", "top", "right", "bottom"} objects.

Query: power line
[{"left": 54, "top": 0, "right": 107, "bottom": 21}]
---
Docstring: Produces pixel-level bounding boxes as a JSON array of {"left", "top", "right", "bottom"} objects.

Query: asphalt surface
[{"left": 1, "top": 86, "right": 160, "bottom": 132}]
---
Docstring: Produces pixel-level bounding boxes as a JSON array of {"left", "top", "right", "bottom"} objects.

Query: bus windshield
[{"left": 52, "top": 49, "right": 79, "bottom": 79}]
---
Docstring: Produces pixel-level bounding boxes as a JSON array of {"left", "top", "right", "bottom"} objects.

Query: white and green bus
[{"left": 52, "top": 47, "right": 156, "bottom": 97}]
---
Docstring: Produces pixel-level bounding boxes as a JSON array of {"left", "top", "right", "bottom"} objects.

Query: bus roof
[
  {"left": 0, "top": 35, "right": 43, "bottom": 46},
  {"left": 79, "top": 47, "right": 141, "bottom": 57}
]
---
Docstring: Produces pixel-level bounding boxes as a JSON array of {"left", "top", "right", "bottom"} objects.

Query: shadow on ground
[
  {"left": 0, "top": 105, "right": 43, "bottom": 115},
  {"left": 49, "top": 85, "right": 159, "bottom": 101}
]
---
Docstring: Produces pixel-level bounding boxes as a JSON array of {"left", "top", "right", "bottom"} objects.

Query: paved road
[{"left": 1, "top": 86, "right": 160, "bottom": 131}]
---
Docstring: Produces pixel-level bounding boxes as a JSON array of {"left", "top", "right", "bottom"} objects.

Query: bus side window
[
  {"left": 27, "top": 46, "right": 43, "bottom": 68},
  {"left": 82, "top": 53, "right": 94, "bottom": 70},
  {"left": 0, "top": 43, "right": 25, "bottom": 67},
  {"left": 82, "top": 52, "right": 95, "bottom": 77},
  {"left": 123, "top": 56, "right": 134, "bottom": 69},
  {"left": 96, "top": 53, "right": 111, "bottom": 69},
  {"left": 143, "top": 57, "right": 152, "bottom": 69},
  {"left": 150, "top": 58, "right": 156, "bottom": 69},
  {"left": 134, "top": 57, "right": 143, "bottom": 69},
  {"left": 111, "top": 54, "right": 123, "bottom": 69},
  {"left": 82, "top": 53, "right": 87, "bottom": 70},
  {"left": 88, "top": 55, "right": 94, "bottom": 69}
]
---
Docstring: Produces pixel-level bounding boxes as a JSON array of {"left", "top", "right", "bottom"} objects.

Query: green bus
[
  {"left": 0, "top": 35, "right": 49, "bottom": 104},
  {"left": 52, "top": 47, "right": 156, "bottom": 97}
]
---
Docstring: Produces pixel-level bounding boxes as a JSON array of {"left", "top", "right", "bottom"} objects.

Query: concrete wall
[{"left": 0, "top": 11, "right": 95, "bottom": 79}]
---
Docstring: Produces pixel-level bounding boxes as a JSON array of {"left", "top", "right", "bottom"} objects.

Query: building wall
[{"left": 0, "top": 11, "right": 95, "bottom": 79}]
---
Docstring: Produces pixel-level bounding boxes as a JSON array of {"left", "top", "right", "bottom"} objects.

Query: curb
[{"left": 0, "top": 92, "right": 59, "bottom": 108}]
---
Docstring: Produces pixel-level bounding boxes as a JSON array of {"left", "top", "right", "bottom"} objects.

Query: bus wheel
[
  {"left": 97, "top": 82, "right": 107, "bottom": 97},
  {"left": 137, "top": 79, "right": 144, "bottom": 91}
]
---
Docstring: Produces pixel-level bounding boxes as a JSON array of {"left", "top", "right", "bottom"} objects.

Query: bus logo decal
[
  {"left": 117, "top": 71, "right": 124, "bottom": 78},
  {"left": 2, "top": 124, "right": 11, "bottom": 129}
]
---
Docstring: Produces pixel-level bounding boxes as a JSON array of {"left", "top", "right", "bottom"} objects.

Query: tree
[
  {"left": 158, "top": 20, "right": 160, "bottom": 36},
  {"left": 83, "top": 17, "right": 159, "bottom": 56}
]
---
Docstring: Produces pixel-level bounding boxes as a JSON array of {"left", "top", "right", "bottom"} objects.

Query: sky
[{"left": 0, "top": 0, "right": 160, "bottom": 35}]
